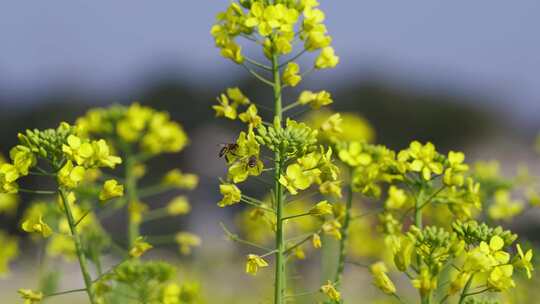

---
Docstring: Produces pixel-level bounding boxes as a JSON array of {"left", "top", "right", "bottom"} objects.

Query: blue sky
[{"left": 1, "top": 1, "right": 539, "bottom": 124}]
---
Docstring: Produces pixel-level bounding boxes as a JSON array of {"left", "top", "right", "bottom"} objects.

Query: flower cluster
[
  {"left": 77, "top": 104, "right": 200, "bottom": 255},
  {"left": 1, "top": 122, "right": 122, "bottom": 195},
  {"left": 211, "top": 0, "right": 339, "bottom": 70},
  {"left": 357, "top": 140, "right": 536, "bottom": 303},
  {"left": 77, "top": 103, "right": 188, "bottom": 155}
]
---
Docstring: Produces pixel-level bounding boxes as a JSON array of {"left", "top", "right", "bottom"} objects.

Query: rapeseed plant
[
  {"left": 211, "top": 0, "right": 343, "bottom": 303},
  {"left": 361, "top": 141, "right": 536, "bottom": 304},
  {"left": 0, "top": 106, "right": 201, "bottom": 304}
]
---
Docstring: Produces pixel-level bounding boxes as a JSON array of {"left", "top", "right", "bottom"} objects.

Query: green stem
[
  {"left": 18, "top": 188, "right": 56, "bottom": 195},
  {"left": 45, "top": 288, "right": 87, "bottom": 298},
  {"left": 125, "top": 155, "right": 140, "bottom": 248},
  {"left": 142, "top": 208, "right": 170, "bottom": 223},
  {"left": 272, "top": 51, "right": 286, "bottom": 304},
  {"left": 415, "top": 189, "right": 431, "bottom": 304},
  {"left": 414, "top": 190, "right": 424, "bottom": 267},
  {"left": 334, "top": 168, "right": 354, "bottom": 288},
  {"left": 221, "top": 223, "right": 272, "bottom": 251},
  {"left": 281, "top": 212, "right": 312, "bottom": 221},
  {"left": 59, "top": 189, "right": 96, "bottom": 304},
  {"left": 458, "top": 274, "right": 475, "bottom": 304},
  {"left": 282, "top": 101, "right": 300, "bottom": 112}
]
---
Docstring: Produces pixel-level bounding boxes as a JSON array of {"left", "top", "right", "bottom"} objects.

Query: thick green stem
[
  {"left": 334, "top": 168, "right": 354, "bottom": 288},
  {"left": 59, "top": 189, "right": 96, "bottom": 304},
  {"left": 272, "top": 51, "right": 285, "bottom": 304},
  {"left": 125, "top": 155, "right": 140, "bottom": 248}
]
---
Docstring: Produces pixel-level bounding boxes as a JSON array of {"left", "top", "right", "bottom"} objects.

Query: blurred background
[{"left": 1, "top": 1, "right": 540, "bottom": 302}]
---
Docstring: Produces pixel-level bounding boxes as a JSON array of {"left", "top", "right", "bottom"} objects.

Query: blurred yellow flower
[
  {"left": 245, "top": 254, "right": 268, "bottom": 275},
  {"left": 99, "top": 179, "right": 124, "bottom": 201},
  {"left": 129, "top": 237, "right": 153, "bottom": 258},
  {"left": 175, "top": 232, "right": 201, "bottom": 255},
  {"left": 167, "top": 196, "right": 191, "bottom": 216}
]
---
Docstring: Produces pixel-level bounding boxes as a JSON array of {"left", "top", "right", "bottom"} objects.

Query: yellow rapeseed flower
[
  {"left": 175, "top": 232, "right": 201, "bottom": 255},
  {"left": 370, "top": 262, "right": 397, "bottom": 295},
  {"left": 218, "top": 183, "right": 242, "bottom": 207},
  {"left": 129, "top": 237, "right": 153, "bottom": 258},
  {"left": 99, "top": 179, "right": 124, "bottom": 201},
  {"left": 309, "top": 200, "right": 334, "bottom": 215},
  {"left": 283, "top": 62, "right": 302, "bottom": 87},
  {"left": 21, "top": 214, "right": 53, "bottom": 238},
  {"left": 245, "top": 254, "right": 269, "bottom": 275},
  {"left": 320, "top": 281, "right": 340, "bottom": 301},
  {"left": 315, "top": 47, "right": 339, "bottom": 69},
  {"left": 167, "top": 196, "right": 191, "bottom": 216},
  {"left": 18, "top": 289, "right": 43, "bottom": 304}
]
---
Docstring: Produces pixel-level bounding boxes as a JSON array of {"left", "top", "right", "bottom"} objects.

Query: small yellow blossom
[
  {"left": 213, "top": 94, "right": 238, "bottom": 120},
  {"left": 385, "top": 186, "right": 408, "bottom": 210},
  {"left": 0, "top": 163, "right": 20, "bottom": 193},
  {"left": 128, "top": 201, "right": 148, "bottom": 224},
  {"left": 279, "top": 163, "right": 318, "bottom": 195},
  {"left": 9, "top": 145, "right": 36, "bottom": 175},
  {"left": 488, "top": 190, "right": 523, "bottom": 221},
  {"left": 227, "top": 87, "right": 250, "bottom": 106},
  {"left": 321, "top": 113, "right": 342, "bottom": 134},
  {"left": 488, "top": 264, "right": 515, "bottom": 291},
  {"left": 92, "top": 139, "right": 122, "bottom": 168},
  {"left": 322, "top": 219, "right": 342, "bottom": 240},
  {"left": 412, "top": 267, "right": 437, "bottom": 297},
  {"left": 162, "top": 283, "right": 181, "bottom": 304},
  {"left": 309, "top": 200, "right": 334, "bottom": 215},
  {"left": 338, "top": 141, "right": 372, "bottom": 167},
  {"left": 392, "top": 235, "right": 414, "bottom": 272},
  {"left": 0, "top": 193, "right": 18, "bottom": 215},
  {"left": 245, "top": 254, "right": 269, "bottom": 275},
  {"left": 57, "top": 161, "right": 86, "bottom": 189},
  {"left": 298, "top": 90, "right": 333, "bottom": 109},
  {"left": 443, "top": 151, "right": 469, "bottom": 186},
  {"left": 129, "top": 237, "right": 153, "bottom": 258},
  {"left": 370, "top": 262, "right": 396, "bottom": 294},
  {"left": 162, "top": 169, "right": 199, "bottom": 190},
  {"left": 319, "top": 180, "right": 342, "bottom": 198},
  {"left": 399, "top": 141, "right": 443, "bottom": 180},
  {"left": 320, "top": 281, "right": 340, "bottom": 301},
  {"left": 515, "top": 244, "right": 534, "bottom": 279},
  {"left": 218, "top": 183, "right": 242, "bottom": 207},
  {"left": 221, "top": 42, "right": 244, "bottom": 64},
  {"left": 283, "top": 62, "right": 302, "bottom": 87},
  {"left": 175, "top": 232, "right": 201, "bottom": 255},
  {"left": 238, "top": 105, "right": 262, "bottom": 128},
  {"left": 315, "top": 47, "right": 339, "bottom": 69},
  {"left": 99, "top": 179, "right": 124, "bottom": 201},
  {"left": 141, "top": 113, "right": 188, "bottom": 154},
  {"left": 167, "top": 196, "right": 191, "bottom": 216},
  {"left": 21, "top": 214, "right": 53, "bottom": 238},
  {"left": 18, "top": 289, "right": 43, "bottom": 304},
  {"left": 312, "top": 233, "right": 322, "bottom": 249}
]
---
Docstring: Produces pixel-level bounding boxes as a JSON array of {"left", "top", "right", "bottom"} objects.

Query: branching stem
[{"left": 59, "top": 188, "right": 96, "bottom": 304}]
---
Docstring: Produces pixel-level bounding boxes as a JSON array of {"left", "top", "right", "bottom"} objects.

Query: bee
[
  {"left": 218, "top": 143, "right": 239, "bottom": 158},
  {"left": 247, "top": 155, "right": 258, "bottom": 168}
]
